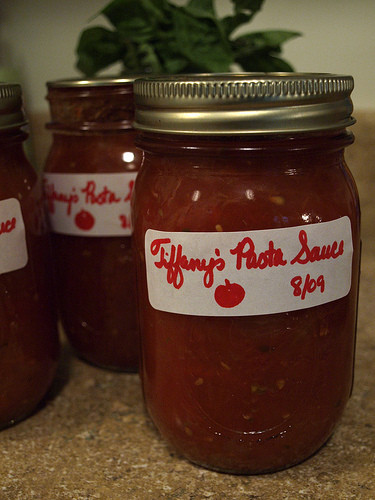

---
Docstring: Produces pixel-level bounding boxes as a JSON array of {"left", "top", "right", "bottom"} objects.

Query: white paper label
[
  {"left": 43, "top": 173, "right": 137, "bottom": 236},
  {"left": 145, "top": 217, "right": 353, "bottom": 316},
  {"left": 0, "top": 198, "right": 28, "bottom": 275}
]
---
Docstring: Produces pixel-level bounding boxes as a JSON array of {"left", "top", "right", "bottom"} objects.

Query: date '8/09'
[{"left": 291, "top": 273, "right": 325, "bottom": 301}]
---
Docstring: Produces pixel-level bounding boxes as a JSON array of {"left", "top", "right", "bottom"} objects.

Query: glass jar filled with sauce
[
  {"left": 0, "top": 83, "right": 59, "bottom": 428},
  {"left": 132, "top": 74, "right": 361, "bottom": 473},
  {"left": 44, "top": 78, "right": 142, "bottom": 371}
]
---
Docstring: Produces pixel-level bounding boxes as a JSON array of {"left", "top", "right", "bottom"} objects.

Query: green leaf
[
  {"left": 223, "top": 0, "right": 264, "bottom": 36},
  {"left": 171, "top": 7, "right": 233, "bottom": 73},
  {"left": 121, "top": 41, "right": 142, "bottom": 72},
  {"left": 222, "top": 13, "right": 252, "bottom": 36},
  {"left": 76, "top": 27, "right": 122, "bottom": 76},
  {"left": 231, "top": 0, "right": 264, "bottom": 13},
  {"left": 232, "top": 30, "right": 301, "bottom": 72},
  {"left": 139, "top": 0, "right": 172, "bottom": 24},
  {"left": 233, "top": 30, "right": 301, "bottom": 55},
  {"left": 185, "top": 0, "right": 217, "bottom": 20},
  {"left": 246, "top": 30, "right": 301, "bottom": 47},
  {"left": 102, "top": 0, "right": 142, "bottom": 27},
  {"left": 115, "top": 17, "right": 155, "bottom": 43},
  {"left": 137, "top": 43, "right": 164, "bottom": 72},
  {"left": 154, "top": 37, "right": 190, "bottom": 73},
  {"left": 75, "top": 0, "right": 301, "bottom": 76},
  {"left": 184, "top": 0, "right": 232, "bottom": 58},
  {"left": 102, "top": 0, "right": 171, "bottom": 28},
  {"left": 237, "top": 53, "right": 295, "bottom": 72},
  {"left": 163, "top": 57, "right": 190, "bottom": 73}
]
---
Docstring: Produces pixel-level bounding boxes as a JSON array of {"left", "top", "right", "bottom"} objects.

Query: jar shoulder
[
  {"left": 44, "top": 132, "right": 142, "bottom": 174},
  {"left": 134, "top": 154, "right": 359, "bottom": 233}
]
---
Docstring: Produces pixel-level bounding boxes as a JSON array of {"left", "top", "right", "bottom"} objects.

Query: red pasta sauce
[
  {"left": 132, "top": 74, "right": 361, "bottom": 473},
  {"left": 44, "top": 79, "right": 142, "bottom": 371},
  {"left": 0, "top": 84, "right": 59, "bottom": 428}
]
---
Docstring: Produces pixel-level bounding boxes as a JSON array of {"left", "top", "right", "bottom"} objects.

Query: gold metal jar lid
[
  {"left": 133, "top": 73, "right": 355, "bottom": 135},
  {"left": 0, "top": 83, "right": 27, "bottom": 130}
]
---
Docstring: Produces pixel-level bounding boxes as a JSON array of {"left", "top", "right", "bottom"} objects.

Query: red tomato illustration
[
  {"left": 214, "top": 279, "right": 245, "bottom": 308},
  {"left": 74, "top": 209, "right": 95, "bottom": 231}
]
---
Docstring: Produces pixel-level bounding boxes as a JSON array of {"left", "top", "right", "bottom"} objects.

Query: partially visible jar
[
  {"left": 44, "top": 78, "right": 143, "bottom": 371},
  {"left": 132, "top": 73, "right": 361, "bottom": 473},
  {"left": 0, "top": 83, "right": 59, "bottom": 428}
]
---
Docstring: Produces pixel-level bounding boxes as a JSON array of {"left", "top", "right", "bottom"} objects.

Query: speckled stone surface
[{"left": 0, "top": 113, "right": 374, "bottom": 500}]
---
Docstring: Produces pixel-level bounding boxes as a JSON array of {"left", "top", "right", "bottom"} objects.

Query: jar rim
[
  {"left": 47, "top": 76, "right": 146, "bottom": 89},
  {"left": 133, "top": 73, "right": 355, "bottom": 135},
  {"left": 0, "top": 83, "right": 27, "bottom": 130},
  {"left": 45, "top": 77, "right": 138, "bottom": 132}
]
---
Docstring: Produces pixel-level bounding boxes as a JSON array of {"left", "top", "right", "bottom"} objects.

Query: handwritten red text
[
  {"left": 150, "top": 238, "right": 225, "bottom": 289},
  {"left": 291, "top": 230, "right": 344, "bottom": 265},
  {"left": 81, "top": 181, "right": 121, "bottom": 205},
  {"left": 119, "top": 214, "right": 131, "bottom": 229},
  {"left": 291, "top": 273, "right": 325, "bottom": 300},
  {"left": 124, "top": 180, "right": 134, "bottom": 202},
  {"left": 0, "top": 217, "right": 16, "bottom": 235},
  {"left": 230, "top": 237, "right": 287, "bottom": 270},
  {"left": 43, "top": 181, "right": 79, "bottom": 216}
]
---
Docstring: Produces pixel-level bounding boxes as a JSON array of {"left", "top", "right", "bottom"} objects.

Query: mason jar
[
  {"left": 132, "top": 73, "right": 361, "bottom": 473},
  {"left": 0, "top": 83, "right": 59, "bottom": 428},
  {"left": 44, "top": 78, "right": 142, "bottom": 371}
]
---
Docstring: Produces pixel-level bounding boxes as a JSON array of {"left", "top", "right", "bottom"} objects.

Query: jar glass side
[
  {"left": 44, "top": 95, "right": 142, "bottom": 372},
  {"left": 132, "top": 130, "right": 360, "bottom": 473},
  {"left": 0, "top": 130, "right": 59, "bottom": 428},
  {"left": 46, "top": 81, "right": 135, "bottom": 130}
]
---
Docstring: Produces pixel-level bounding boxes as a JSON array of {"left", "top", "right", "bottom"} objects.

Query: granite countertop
[{"left": 0, "top": 113, "right": 374, "bottom": 500}]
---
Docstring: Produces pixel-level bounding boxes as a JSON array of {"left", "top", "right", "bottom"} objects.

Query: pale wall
[{"left": 1, "top": 0, "right": 374, "bottom": 126}]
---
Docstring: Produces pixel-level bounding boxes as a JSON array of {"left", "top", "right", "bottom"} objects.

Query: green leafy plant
[{"left": 76, "top": 0, "right": 300, "bottom": 76}]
